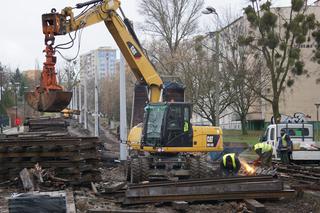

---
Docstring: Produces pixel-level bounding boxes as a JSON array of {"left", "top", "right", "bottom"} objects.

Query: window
[
  {"left": 270, "top": 128, "right": 275, "bottom": 140},
  {"left": 167, "top": 106, "right": 183, "bottom": 130},
  {"left": 144, "top": 105, "right": 167, "bottom": 146},
  {"left": 281, "top": 128, "right": 310, "bottom": 137},
  {"left": 262, "top": 129, "right": 269, "bottom": 141},
  {"left": 184, "top": 107, "right": 189, "bottom": 122}
]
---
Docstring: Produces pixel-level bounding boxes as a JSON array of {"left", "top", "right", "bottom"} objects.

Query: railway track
[{"left": 276, "top": 163, "right": 320, "bottom": 189}]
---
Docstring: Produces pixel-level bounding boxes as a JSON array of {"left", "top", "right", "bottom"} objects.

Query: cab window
[
  {"left": 262, "top": 128, "right": 269, "bottom": 141},
  {"left": 280, "top": 128, "right": 310, "bottom": 137},
  {"left": 167, "top": 105, "right": 183, "bottom": 130},
  {"left": 270, "top": 128, "right": 275, "bottom": 140}
]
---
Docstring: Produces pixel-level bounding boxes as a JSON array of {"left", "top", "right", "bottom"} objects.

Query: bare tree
[
  {"left": 100, "top": 74, "right": 120, "bottom": 121},
  {"left": 177, "top": 38, "right": 233, "bottom": 125},
  {"left": 99, "top": 66, "right": 135, "bottom": 123},
  {"left": 57, "top": 60, "right": 80, "bottom": 91},
  {"left": 217, "top": 18, "right": 262, "bottom": 134},
  {"left": 140, "top": 0, "right": 204, "bottom": 75}
]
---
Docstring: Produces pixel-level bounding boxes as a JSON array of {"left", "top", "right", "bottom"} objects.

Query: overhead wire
[
  {"left": 53, "top": 5, "right": 91, "bottom": 50},
  {"left": 74, "top": 5, "right": 90, "bottom": 19},
  {"left": 53, "top": 3, "right": 99, "bottom": 62},
  {"left": 55, "top": 26, "right": 84, "bottom": 62},
  {"left": 54, "top": 32, "right": 77, "bottom": 50}
]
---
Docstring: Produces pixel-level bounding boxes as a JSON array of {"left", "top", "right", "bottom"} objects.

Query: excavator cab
[{"left": 141, "top": 102, "right": 193, "bottom": 148}]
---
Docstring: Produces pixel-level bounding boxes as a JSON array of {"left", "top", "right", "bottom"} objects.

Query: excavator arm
[{"left": 26, "top": 0, "right": 163, "bottom": 112}]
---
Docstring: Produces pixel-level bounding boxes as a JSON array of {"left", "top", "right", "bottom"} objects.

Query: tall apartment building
[{"left": 80, "top": 47, "right": 116, "bottom": 80}]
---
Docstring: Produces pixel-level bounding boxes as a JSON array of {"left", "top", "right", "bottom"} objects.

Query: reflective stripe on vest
[
  {"left": 254, "top": 143, "right": 272, "bottom": 153},
  {"left": 223, "top": 153, "right": 236, "bottom": 169},
  {"left": 281, "top": 134, "right": 287, "bottom": 147}
]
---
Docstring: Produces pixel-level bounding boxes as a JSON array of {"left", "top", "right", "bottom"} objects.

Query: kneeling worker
[
  {"left": 254, "top": 142, "right": 273, "bottom": 168},
  {"left": 220, "top": 153, "right": 241, "bottom": 176}
]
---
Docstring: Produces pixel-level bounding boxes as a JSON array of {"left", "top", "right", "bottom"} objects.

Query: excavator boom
[{"left": 26, "top": 0, "right": 162, "bottom": 112}]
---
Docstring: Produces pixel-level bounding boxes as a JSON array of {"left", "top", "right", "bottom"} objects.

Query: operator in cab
[
  {"left": 253, "top": 143, "right": 273, "bottom": 168},
  {"left": 277, "top": 129, "right": 293, "bottom": 164},
  {"left": 220, "top": 153, "right": 241, "bottom": 176}
]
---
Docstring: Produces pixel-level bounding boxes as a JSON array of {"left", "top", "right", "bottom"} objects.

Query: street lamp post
[
  {"left": 315, "top": 103, "right": 320, "bottom": 141},
  {"left": 23, "top": 86, "right": 28, "bottom": 119},
  {"left": 15, "top": 82, "right": 20, "bottom": 132},
  {"left": 0, "top": 67, "right": 3, "bottom": 133},
  {"left": 202, "top": 6, "right": 220, "bottom": 126}
]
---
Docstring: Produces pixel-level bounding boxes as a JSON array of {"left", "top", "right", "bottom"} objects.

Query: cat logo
[
  {"left": 127, "top": 42, "right": 142, "bottom": 59},
  {"left": 207, "top": 135, "right": 214, "bottom": 143}
]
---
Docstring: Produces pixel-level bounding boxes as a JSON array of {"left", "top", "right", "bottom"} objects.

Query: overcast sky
[{"left": 0, "top": 0, "right": 295, "bottom": 71}]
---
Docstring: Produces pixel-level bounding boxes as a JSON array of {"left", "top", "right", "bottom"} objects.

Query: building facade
[{"left": 80, "top": 47, "right": 117, "bottom": 80}]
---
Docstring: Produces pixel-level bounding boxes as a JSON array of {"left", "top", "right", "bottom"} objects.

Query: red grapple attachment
[
  {"left": 26, "top": 10, "right": 72, "bottom": 112},
  {"left": 25, "top": 90, "right": 72, "bottom": 112}
]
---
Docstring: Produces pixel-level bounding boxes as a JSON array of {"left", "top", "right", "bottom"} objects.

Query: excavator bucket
[{"left": 25, "top": 90, "right": 72, "bottom": 112}]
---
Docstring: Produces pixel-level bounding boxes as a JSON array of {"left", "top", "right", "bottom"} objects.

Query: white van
[{"left": 261, "top": 123, "right": 320, "bottom": 161}]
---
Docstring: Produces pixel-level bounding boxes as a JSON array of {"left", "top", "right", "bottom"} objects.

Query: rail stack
[{"left": 0, "top": 135, "right": 101, "bottom": 184}]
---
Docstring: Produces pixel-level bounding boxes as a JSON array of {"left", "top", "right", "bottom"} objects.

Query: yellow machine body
[{"left": 128, "top": 125, "right": 223, "bottom": 153}]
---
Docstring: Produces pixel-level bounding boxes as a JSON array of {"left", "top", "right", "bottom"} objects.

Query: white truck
[{"left": 261, "top": 123, "right": 320, "bottom": 161}]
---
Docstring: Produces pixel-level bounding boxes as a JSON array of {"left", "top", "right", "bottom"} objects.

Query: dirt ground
[
  {"left": 70, "top": 121, "right": 320, "bottom": 213},
  {"left": 72, "top": 165, "right": 320, "bottom": 213},
  {"left": 1, "top": 120, "right": 320, "bottom": 213}
]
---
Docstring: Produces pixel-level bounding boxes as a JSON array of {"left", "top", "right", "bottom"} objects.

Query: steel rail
[
  {"left": 128, "top": 175, "right": 275, "bottom": 189},
  {"left": 122, "top": 190, "right": 296, "bottom": 205}
]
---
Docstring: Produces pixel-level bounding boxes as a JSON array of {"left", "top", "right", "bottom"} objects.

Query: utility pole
[
  {"left": 71, "top": 87, "right": 74, "bottom": 109},
  {"left": 0, "top": 67, "right": 3, "bottom": 133},
  {"left": 94, "top": 64, "right": 99, "bottom": 137},
  {"left": 119, "top": 53, "right": 128, "bottom": 161},
  {"left": 23, "top": 86, "right": 28, "bottom": 120},
  {"left": 70, "top": 87, "right": 74, "bottom": 110},
  {"left": 316, "top": 103, "right": 320, "bottom": 141},
  {"left": 202, "top": 6, "right": 220, "bottom": 126},
  {"left": 15, "top": 82, "right": 20, "bottom": 131},
  {"left": 214, "top": 31, "right": 220, "bottom": 126},
  {"left": 84, "top": 72, "right": 88, "bottom": 130},
  {"left": 74, "top": 84, "right": 78, "bottom": 120},
  {"left": 79, "top": 84, "right": 82, "bottom": 123}
]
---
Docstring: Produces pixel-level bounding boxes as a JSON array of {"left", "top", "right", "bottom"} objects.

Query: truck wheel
[
  {"left": 140, "top": 157, "right": 150, "bottom": 182},
  {"left": 130, "top": 158, "right": 141, "bottom": 183},
  {"left": 189, "top": 157, "right": 200, "bottom": 179},
  {"left": 199, "top": 156, "right": 210, "bottom": 178},
  {"left": 125, "top": 161, "right": 131, "bottom": 181}
]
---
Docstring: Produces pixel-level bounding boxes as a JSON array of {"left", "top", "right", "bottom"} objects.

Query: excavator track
[{"left": 0, "top": 134, "right": 101, "bottom": 184}]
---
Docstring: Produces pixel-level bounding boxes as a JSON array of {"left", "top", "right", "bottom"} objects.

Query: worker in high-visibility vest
[
  {"left": 220, "top": 153, "right": 241, "bottom": 176},
  {"left": 277, "top": 129, "right": 293, "bottom": 164},
  {"left": 254, "top": 142, "right": 273, "bottom": 167}
]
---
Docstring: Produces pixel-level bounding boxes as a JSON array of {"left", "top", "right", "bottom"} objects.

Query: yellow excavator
[{"left": 26, "top": 0, "right": 223, "bottom": 182}]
